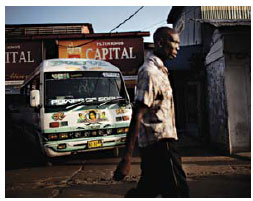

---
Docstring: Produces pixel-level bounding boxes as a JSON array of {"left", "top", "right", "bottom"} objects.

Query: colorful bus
[{"left": 20, "top": 58, "right": 132, "bottom": 157}]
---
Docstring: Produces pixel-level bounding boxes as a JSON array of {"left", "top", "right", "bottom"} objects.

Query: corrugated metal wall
[
  {"left": 201, "top": 6, "right": 251, "bottom": 20},
  {"left": 175, "top": 6, "right": 202, "bottom": 46},
  {"left": 206, "top": 56, "right": 230, "bottom": 153}
]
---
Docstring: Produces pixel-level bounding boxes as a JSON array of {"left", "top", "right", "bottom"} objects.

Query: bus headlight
[
  {"left": 48, "top": 133, "right": 58, "bottom": 140},
  {"left": 59, "top": 133, "right": 68, "bottom": 139},
  {"left": 117, "top": 127, "right": 129, "bottom": 134},
  {"left": 91, "top": 130, "right": 97, "bottom": 136},
  {"left": 84, "top": 131, "right": 90, "bottom": 137},
  {"left": 98, "top": 130, "right": 104, "bottom": 136},
  {"left": 74, "top": 132, "right": 82, "bottom": 138},
  {"left": 106, "top": 129, "right": 112, "bottom": 135}
]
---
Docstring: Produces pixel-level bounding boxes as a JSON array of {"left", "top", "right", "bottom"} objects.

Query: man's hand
[
  {"left": 113, "top": 102, "right": 147, "bottom": 181},
  {"left": 113, "top": 158, "right": 131, "bottom": 181}
]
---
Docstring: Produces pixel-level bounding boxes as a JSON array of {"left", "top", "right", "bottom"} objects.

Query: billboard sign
[
  {"left": 58, "top": 38, "right": 144, "bottom": 76},
  {"left": 5, "top": 41, "right": 42, "bottom": 81}
]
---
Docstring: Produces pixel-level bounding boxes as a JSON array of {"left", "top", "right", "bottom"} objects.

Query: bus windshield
[{"left": 45, "top": 71, "right": 125, "bottom": 107}]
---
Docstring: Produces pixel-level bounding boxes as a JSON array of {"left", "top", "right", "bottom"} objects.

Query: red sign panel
[
  {"left": 59, "top": 38, "right": 144, "bottom": 76},
  {"left": 5, "top": 41, "right": 42, "bottom": 81}
]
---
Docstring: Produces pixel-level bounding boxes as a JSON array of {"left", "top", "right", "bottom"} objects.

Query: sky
[{"left": 5, "top": 6, "right": 172, "bottom": 42}]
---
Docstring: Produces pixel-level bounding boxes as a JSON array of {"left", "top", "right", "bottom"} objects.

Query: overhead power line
[
  {"left": 109, "top": 6, "right": 144, "bottom": 33},
  {"left": 59, "top": 6, "right": 145, "bottom": 48},
  {"left": 58, "top": 7, "right": 202, "bottom": 48}
]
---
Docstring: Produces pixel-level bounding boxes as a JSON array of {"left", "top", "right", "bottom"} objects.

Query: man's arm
[{"left": 113, "top": 101, "right": 148, "bottom": 181}]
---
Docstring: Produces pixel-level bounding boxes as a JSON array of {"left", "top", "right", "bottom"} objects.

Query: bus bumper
[{"left": 43, "top": 134, "right": 127, "bottom": 157}]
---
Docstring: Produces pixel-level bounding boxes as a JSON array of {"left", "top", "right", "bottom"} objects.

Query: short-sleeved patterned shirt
[{"left": 135, "top": 54, "right": 178, "bottom": 148}]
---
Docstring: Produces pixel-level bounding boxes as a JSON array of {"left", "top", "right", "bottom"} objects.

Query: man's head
[{"left": 153, "top": 27, "right": 180, "bottom": 62}]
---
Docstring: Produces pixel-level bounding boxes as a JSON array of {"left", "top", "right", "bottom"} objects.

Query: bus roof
[{"left": 42, "top": 58, "right": 121, "bottom": 72}]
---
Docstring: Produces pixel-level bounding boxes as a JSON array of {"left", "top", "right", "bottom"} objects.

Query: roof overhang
[
  {"left": 6, "top": 31, "right": 150, "bottom": 41},
  {"left": 191, "top": 19, "right": 251, "bottom": 27},
  {"left": 167, "top": 6, "right": 184, "bottom": 23}
]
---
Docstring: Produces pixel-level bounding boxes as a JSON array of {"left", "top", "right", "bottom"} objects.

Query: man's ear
[{"left": 157, "top": 39, "right": 163, "bottom": 48}]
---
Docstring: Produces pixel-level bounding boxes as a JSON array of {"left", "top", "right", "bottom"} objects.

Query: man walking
[{"left": 113, "top": 27, "right": 189, "bottom": 198}]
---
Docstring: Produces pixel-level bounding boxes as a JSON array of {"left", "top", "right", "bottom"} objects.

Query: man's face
[{"left": 161, "top": 33, "right": 180, "bottom": 60}]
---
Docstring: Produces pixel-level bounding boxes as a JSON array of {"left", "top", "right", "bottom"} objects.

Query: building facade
[
  {"left": 167, "top": 6, "right": 251, "bottom": 154},
  {"left": 5, "top": 23, "right": 149, "bottom": 101}
]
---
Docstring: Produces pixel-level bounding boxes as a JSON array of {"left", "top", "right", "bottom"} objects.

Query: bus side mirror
[{"left": 30, "top": 90, "right": 40, "bottom": 108}]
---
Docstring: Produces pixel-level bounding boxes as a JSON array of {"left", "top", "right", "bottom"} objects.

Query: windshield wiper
[
  {"left": 97, "top": 97, "right": 125, "bottom": 108},
  {"left": 65, "top": 100, "right": 87, "bottom": 110}
]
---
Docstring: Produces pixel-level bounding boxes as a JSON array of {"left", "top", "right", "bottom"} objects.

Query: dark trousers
[{"left": 125, "top": 139, "right": 189, "bottom": 198}]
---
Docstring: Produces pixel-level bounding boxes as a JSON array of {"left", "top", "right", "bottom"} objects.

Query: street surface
[
  {"left": 5, "top": 144, "right": 251, "bottom": 198},
  {"left": 5, "top": 110, "right": 251, "bottom": 198}
]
